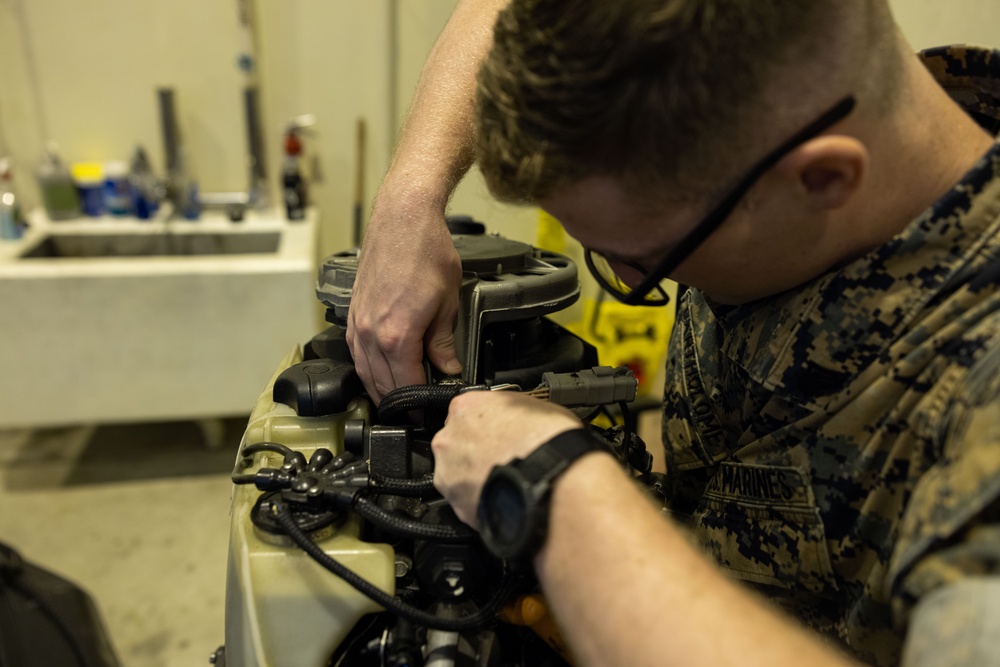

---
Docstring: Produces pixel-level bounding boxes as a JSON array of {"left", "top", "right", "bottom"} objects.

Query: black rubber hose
[
  {"left": 619, "top": 401, "right": 636, "bottom": 443},
  {"left": 273, "top": 500, "right": 513, "bottom": 632},
  {"left": 240, "top": 442, "right": 296, "bottom": 458},
  {"left": 353, "top": 497, "right": 477, "bottom": 542},
  {"left": 234, "top": 442, "right": 304, "bottom": 484},
  {"left": 369, "top": 473, "right": 437, "bottom": 496},
  {"left": 377, "top": 384, "right": 462, "bottom": 425}
]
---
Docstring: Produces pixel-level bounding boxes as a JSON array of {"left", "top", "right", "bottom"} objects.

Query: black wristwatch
[{"left": 477, "top": 428, "right": 609, "bottom": 563}]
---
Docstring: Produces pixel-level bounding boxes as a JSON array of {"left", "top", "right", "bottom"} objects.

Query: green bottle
[{"left": 36, "top": 144, "right": 81, "bottom": 220}]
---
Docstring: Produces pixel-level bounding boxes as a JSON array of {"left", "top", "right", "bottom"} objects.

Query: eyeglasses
[{"left": 584, "top": 95, "right": 857, "bottom": 306}]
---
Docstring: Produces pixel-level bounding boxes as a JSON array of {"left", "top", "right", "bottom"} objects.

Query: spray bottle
[
  {"left": 0, "top": 158, "right": 26, "bottom": 240},
  {"left": 128, "top": 146, "right": 161, "bottom": 220},
  {"left": 282, "top": 115, "right": 315, "bottom": 221}
]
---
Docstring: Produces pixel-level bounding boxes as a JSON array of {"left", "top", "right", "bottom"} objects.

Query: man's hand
[
  {"left": 347, "top": 196, "right": 464, "bottom": 404},
  {"left": 431, "top": 391, "right": 582, "bottom": 526}
]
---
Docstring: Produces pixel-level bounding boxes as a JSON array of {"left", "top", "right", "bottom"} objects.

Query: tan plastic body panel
[{"left": 225, "top": 346, "right": 395, "bottom": 667}]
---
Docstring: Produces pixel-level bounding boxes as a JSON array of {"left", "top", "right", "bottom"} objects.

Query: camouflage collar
[
  {"left": 708, "top": 46, "right": 1000, "bottom": 411},
  {"left": 920, "top": 46, "right": 1000, "bottom": 134}
]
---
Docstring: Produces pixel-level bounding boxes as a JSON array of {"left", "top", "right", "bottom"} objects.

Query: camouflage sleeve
[
  {"left": 901, "top": 578, "right": 1000, "bottom": 667},
  {"left": 890, "top": 341, "right": 1000, "bottom": 664}
]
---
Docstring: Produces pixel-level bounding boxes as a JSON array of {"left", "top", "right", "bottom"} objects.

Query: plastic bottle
[
  {"left": 71, "top": 162, "right": 105, "bottom": 217},
  {"left": 128, "top": 147, "right": 160, "bottom": 220},
  {"left": 103, "top": 160, "right": 131, "bottom": 216},
  {"left": 0, "top": 159, "right": 25, "bottom": 241},
  {"left": 36, "top": 146, "right": 81, "bottom": 220},
  {"left": 181, "top": 180, "right": 201, "bottom": 220}
]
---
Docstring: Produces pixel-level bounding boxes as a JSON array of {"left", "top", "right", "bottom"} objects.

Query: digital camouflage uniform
[{"left": 662, "top": 46, "right": 1000, "bottom": 666}]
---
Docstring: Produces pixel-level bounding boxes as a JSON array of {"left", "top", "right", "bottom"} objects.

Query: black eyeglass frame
[{"left": 584, "top": 95, "right": 857, "bottom": 306}]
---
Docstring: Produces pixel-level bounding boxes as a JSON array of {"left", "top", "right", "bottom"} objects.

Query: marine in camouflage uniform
[{"left": 662, "top": 46, "right": 1000, "bottom": 667}]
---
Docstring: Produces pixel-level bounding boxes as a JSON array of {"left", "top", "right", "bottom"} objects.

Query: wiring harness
[{"left": 232, "top": 366, "right": 661, "bottom": 639}]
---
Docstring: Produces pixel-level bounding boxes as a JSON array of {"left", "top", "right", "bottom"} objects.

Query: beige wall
[
  {"left": 395, "top": 1, "right": 539, "bottom": 246},
  {"left": 254, "top": 1, "right": 393, "bottom": 255},
  {"left": 890, "top": 0, "right": 1000, "bottom": 50},
  {"left": 0, "top": 0, "right": 249, "bottom": 202},
  {"left": 0, "top": 1, "right": 43, "bottom": 194},
  {"left": 0, "top": 1, "right": 998, "bottom": 256}
]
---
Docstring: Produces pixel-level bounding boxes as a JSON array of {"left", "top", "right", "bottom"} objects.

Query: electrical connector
[{"left": 539, "top": 365, "right": 637, "bottom": 407}]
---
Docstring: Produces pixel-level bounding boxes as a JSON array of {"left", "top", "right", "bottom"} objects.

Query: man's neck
[{"left": 857, "top": 54, "right": 995, "bottom": 250}]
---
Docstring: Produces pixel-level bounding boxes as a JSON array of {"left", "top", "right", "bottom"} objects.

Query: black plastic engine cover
[{"left": 272, "top": 359, "right": 364, "bottom": 417}]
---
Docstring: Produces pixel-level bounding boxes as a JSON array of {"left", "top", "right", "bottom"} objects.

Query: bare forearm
[
  {"left": 384, "top": 0, "right": 510, "bottom": 205},
  {"left": 350, "top": 1, "right": 509, "bottom": 397},
  {"left": 534, "top": 455, "right": 859, "bottom": 667}
]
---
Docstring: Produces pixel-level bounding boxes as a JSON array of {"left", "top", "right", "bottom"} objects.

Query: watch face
[{"left": 485, "top": 478, "right": 528, "bottom": 547}]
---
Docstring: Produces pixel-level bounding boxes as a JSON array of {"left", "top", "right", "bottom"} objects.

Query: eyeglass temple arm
[{"left": 625, "top": 96, "right": 857, "bottom": 304}]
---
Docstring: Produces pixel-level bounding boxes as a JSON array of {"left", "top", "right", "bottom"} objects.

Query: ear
[{"left": 774, "top": 135, "right": 868, "bottom": 211}]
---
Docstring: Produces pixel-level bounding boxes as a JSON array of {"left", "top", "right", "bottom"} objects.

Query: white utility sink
[
  {"left": 0, "top": 209, "right": 319, "bottom": 428},
  {"left": 19, "top": 230, "right": 281, "bottom": 258}
]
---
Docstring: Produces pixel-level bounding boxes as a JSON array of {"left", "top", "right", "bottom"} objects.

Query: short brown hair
[{"left": 476, "top": 0, "right": 901, "bottom": 206}]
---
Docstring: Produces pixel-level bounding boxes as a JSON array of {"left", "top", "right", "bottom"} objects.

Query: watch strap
[{"left": 516, "top": 428, "right": 610, "bottom": 485}]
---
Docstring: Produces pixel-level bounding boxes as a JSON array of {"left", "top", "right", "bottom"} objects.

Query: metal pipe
[
  {"left": 158, "top": 88, "right": 182, "bottom": 177},
  {"left": 157, "top": 88, "right": 186, "bottom": 212},
  {"left": 244, "top": 86, "right": 267, "bottom": 187}
]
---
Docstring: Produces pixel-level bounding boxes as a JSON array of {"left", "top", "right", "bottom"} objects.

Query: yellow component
[
  {"left": 500, "top": 594, "right": 575, "bottom": 665},
  {"left": 70, "top": 162, "right": 104, "bottom": 184},
  {"left": 566, "top": 292, "right": 677, "bottom": 397},
  {"left": 536, "top": 209, "right": 567, "bottom": 254}
]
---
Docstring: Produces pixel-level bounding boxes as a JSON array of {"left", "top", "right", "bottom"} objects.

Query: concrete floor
[{"left": 0, "top": 418, "right": 247, "bottom": 667}]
